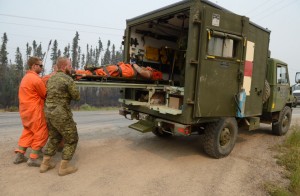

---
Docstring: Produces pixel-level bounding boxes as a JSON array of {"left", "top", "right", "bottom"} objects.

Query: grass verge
[
  {"left": 74, "top": 104, "right": 119, "bottom": 111},
  {"left": 267, "top": 124, "right": 300, "bottom": 196}
]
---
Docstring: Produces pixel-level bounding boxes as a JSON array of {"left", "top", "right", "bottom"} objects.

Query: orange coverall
[{"left": 16, "top": 70, "right": 48, "bottom": 159}]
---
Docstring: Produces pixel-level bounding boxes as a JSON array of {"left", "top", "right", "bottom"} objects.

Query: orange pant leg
[{"left": 17, "top": 127, "right": 34, "bottom": 148}]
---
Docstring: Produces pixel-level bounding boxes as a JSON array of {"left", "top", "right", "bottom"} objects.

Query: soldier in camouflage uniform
[{"left": 40, "top": 57, "right": 80, "bottom": 176}]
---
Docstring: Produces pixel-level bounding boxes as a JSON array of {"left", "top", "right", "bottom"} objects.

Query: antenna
[{"left": 43, "top": 40, "right": 52, "bottom": 67}]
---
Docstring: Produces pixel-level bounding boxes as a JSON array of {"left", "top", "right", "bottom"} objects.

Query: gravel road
[{"left": 0, "top": 108, "right": 299, "bottom": 196}]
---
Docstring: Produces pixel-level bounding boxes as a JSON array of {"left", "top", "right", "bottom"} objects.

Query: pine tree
[
  {"left": 50, "top": 40, "right": 59, "bottom": 66},
  {"left": 15, "top": 47, "right": 23, "bottom": 75},
  {"left": 0, "top": 33, "right": 8, "bottom": 74},
  {"left": 115, "top": 45, "right": 123, "bottom": 63},
  {"left": 58, "top": 49, "right": 61, "bottom": 57},
  {"left": 111, "top": 44, "right": 116, "bottom": 64},
  {"left": 63, "top": 44, "right": 70, "bottom": 58},
  {"left": 7, "top": 47, "right": 24, "bottom": 107},
  {"left": 36, "top": 43, "right": 45, "bottom": 75},
  {"left": 81, "top": 54, "right": 85, "bottom": 69},
  {"left": 89, "top": 46, "right": 94, "bottom": 65},
  {"left": 102, "top": 40, "right": 111, "bottom": 65},
  {"left": 77, "top": 46, "right": 81, "bottom": 69},
  {"left": 32, "top": 40, "right": 37, "bottom": 56},
  {"left": 93, "top": 47, "right": 96, "bottom": 65},
  {"left": 96, "top": 38, "right": 103, "bottom": 65},
  {"left": 36, "top": 43, "right": 43, "bottom": 59},
  {"left": 0, "top": 33, "right": 9, "bottom": 108},
  {"left": 86, "top": 44, "right": 90, "bottom": 65},
  {"left": 71, "top": 31, "right": 80, "bottom": 69},
  {"left": 26, "top": 43, "right": 32, "bottom": 56}
]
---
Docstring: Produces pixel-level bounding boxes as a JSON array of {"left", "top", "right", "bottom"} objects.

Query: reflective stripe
[
  {"left": 18, "top": 146, "right": 27, "bottom": 151},
  {"left": 30, "top": 153, "right": 39, "bottom": 159},
  {"left": 15, "top": 147, "right": 27, "bottom": 154},
  {"left": 30, "top": 149, "right": 41, "bottom": 159}
]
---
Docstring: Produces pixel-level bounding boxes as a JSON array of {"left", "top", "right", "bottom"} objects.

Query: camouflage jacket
[{"left": 45, "top": 71, "right": 80, "bottom": 116}]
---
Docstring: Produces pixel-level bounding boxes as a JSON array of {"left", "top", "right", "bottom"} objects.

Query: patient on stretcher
[{"left": 75, "top": 62, "right": 163, "bottom": 80}]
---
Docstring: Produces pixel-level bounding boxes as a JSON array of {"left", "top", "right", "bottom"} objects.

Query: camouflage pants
[{"left": 44, "top": 114, "right": 78, "bottom": 160}]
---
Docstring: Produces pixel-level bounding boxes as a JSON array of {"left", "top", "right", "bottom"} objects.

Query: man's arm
[
  {"left": 35, "top": 76, "right": 47, "bottom": 99},
  {"left": 67, "top": 79, "right": 80, "bottom": 101}
]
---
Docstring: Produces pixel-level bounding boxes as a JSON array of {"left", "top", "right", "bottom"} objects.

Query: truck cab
[
  {"left": 292, "top": 72, "right": 300, "bottom": 106},
  {"left": 264, "top": 58, "right": 294, "bottom": 112}
]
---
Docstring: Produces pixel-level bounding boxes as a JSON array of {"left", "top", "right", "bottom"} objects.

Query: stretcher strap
[
  {"left": 116, "top": 65, "right": 122, "bottom": 77},
  {"left": 102, "top": 66, "right": 111, "bottom": 77}
]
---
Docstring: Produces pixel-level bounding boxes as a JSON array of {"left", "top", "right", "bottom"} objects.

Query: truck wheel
[
  {"left": 203, "top": 117, "right": 238, "bottom": 159},
  {"left": 272, "top": 106, "right": 292, "bottom": 136},
  {"left": 262, "top": 80, "right": 271, "bottom": 103},
  {"left": 152, "top": 127, "right": 172, "bottom": 138}
]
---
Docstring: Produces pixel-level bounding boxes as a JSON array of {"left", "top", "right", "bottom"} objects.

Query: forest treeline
[{"left": 0, "top": 32, "right": 123, "bottom": 110}]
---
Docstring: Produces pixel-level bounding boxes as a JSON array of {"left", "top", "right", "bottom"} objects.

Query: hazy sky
[{"left": 0, "top": 0, "right": 299, "bottom": 83}]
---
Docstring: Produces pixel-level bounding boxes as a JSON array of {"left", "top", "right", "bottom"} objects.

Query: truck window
[
  {"left": 277, "top": 65, "right": 288, "bottom": 84},
  {"left": 296, "top": 72, "right": 300, "bottom": 83},
  {"left": 207, "top": 35, "right": 237, "bottom": 58}
]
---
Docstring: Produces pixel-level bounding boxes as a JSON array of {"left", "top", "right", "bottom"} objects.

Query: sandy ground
[{"left": 0, "top": 110, "right": 299, "bottom": 196}]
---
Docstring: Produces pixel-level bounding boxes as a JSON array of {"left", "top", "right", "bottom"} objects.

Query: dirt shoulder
[{"left": 0, "top": 111, "right": 298, "bottom": 196}]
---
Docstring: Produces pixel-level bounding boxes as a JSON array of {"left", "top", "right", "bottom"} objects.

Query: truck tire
[
  {"left": 152, "top": 127, "right": 172, "bottom": 138},
  {"left": 272, "top": 106, "right": 292, "bottom": 136},
  {"left": 203, "top": 117, "right": 238, "bottom": 159},
  {"left": 262, "top": 80, "right": 271, "bottom": 103}
]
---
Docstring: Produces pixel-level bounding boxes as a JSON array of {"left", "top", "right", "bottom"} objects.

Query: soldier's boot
[
  {"left": 58, "top": 160, "right": 78, "bottom": 176},
  {"left": 13, "top": 152, "right": 28, "bottom": 164},
  {"left": 27, "top": 158, "right": 42, "bottom": 167},
  {"left": 40, "top": 155, "right": 56, "bottom": 173}
]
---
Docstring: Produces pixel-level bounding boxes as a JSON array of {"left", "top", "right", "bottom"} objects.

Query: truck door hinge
[
  {"left": 193, "top": 18, "right": 202, "bottom": 24},
  {"left": 186, "top": 99, "right": 194, "bottom": 104},
  {"left": 190, "top": 59, "right": 198, "bottom": 65},
  {"left": 237, "top": 70, "right": 243, "bottom": 82}
]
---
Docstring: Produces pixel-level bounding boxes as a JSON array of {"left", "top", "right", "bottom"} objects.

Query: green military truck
[{"left": 117, "top": 0, "right": 296, "bottom": 158}]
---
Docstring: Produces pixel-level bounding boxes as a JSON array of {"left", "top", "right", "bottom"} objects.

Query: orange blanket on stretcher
[{"left": 75, "top": 62, "right": 163, "bottom": 80}]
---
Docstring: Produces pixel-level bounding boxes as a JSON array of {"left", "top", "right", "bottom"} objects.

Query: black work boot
[{"left": 13, "top": 152, "right": 28, "bottom": 164}]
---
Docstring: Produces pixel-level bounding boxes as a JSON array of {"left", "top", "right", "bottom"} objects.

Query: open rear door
[{"left": 193, "top": 4, "right": 249, "bottom": 117}]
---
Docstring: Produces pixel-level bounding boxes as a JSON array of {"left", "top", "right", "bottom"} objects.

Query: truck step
[
  {"left": 129, "top": 120, "right": 155, "bottom": 133},
  {"left": 245, "top": 117, "right": 260, "bottom": 131}
]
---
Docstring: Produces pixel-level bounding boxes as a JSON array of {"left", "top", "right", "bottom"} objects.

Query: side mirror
[{"left": 296, "top": 72, "right": 300, "bottom": 84}]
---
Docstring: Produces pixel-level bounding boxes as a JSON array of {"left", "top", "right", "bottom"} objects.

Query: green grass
[
  {"left": 0, "top": 106, "right": 19, "bottom": 112},
  {"left": 265, "top": 183, "right": 290, "bottom": 196},
  {"left": 267, "top": 124, "right": 300, "bottom": 196},
  {"left": 74, "top": 103, "right": 119, "bottom": 111}
]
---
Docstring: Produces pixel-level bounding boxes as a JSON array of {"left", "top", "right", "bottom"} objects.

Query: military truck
[
  {"left": 76, "top": 0, "right": 296, "bottom": 158},
  {"left": 114, "top": 0, "right": 297, "bottom": 158}
]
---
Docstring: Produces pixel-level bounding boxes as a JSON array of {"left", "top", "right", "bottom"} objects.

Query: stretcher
[{"left": 74, "top": 73, "right": 173, "bottom": 88}]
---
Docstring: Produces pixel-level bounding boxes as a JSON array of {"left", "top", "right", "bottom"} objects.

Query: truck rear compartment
[{"left": 121, "top": 9, "right": 191, "bottom": 115}]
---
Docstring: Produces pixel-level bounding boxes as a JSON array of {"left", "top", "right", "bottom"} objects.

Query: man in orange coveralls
[{"left": 14, "top": 56, "right": 48, "bottom": 167}]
